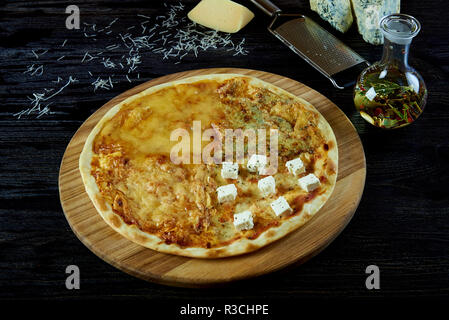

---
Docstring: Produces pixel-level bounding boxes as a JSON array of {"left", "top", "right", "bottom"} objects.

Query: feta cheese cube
[
  {"left": 365, "top": 87, "right": 377, "bottom": 101},
  {"left": 258, "top": 176, "right": 276, "bottom": 197},
  {"left": 285, "top": 157, "right": 305, "bottom": 176},
  {"left": 221, "top": 162, "right": 239, "bottom": 179},
  {"left": 233, "top": 210, "right": 254, "bottom": 231},
  {"left": 247, "top": 154, "right": 267, "bottom": 173},
  {"left": 270, "top": 196, "right": 293, "bottom": 217},
  {"left": 217, "top": 184, "right": 237, "bottom": 203},
  {"left": 298, "top": 173, "right": 321, "bottom": 192}
]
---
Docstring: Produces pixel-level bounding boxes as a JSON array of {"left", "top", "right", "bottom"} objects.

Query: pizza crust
[{"left": 79, "top": 74, "right": 338, "bottom": 258}]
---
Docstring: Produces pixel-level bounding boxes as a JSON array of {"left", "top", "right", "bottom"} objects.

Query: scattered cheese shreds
[
  {"left": 14, "top": 76, "right": 78, "bottom": 119},
  {"left": 16, "top": 2, "right": 249, "bottom": 118},
  {"left": 92, "top": 77, "right": 114, "bottom": 91}
]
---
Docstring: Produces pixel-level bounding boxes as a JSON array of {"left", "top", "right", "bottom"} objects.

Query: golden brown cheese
[{"left": 90, "top": 78, "right": 335, "bottom": 248}]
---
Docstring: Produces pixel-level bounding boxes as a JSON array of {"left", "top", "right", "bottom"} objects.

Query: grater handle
[{"left": 249, "top": 0, "right": 282, "bottom": 17}]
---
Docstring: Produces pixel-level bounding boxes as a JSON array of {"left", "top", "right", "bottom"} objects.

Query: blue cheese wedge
[
  {"left": 298, "top": 173, "right": 321, "bottom": 192},
  {"left": 351, "top": 0, "right": 401, "bottom": 45},
  {"left": 310, "top": 0, "right": 353, "bottom": 33},
  {"left": 270, "top": 196, "right": 293, "bottom": 217},
  {"left": 233, "top": 210, "right": 254, "bottom": 230},
  {"left": 247, "top": 154, "right": 267, "bottom": 173},
  {"left": 286, "top": 157, "right": 306, "bottom": 176},
  {"left": 217, "top": 184, "right": 237, "bottom": 203},
  {"left": 258, "top": 176, "right": 276, "bottom": 197},
  {"left": 221, "top": 162, "right": 239, "bottom": 179}
]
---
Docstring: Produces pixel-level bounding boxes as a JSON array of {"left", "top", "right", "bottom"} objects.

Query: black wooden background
[{"left": 1, "top": 0, "right": 448, "bottom": 305}]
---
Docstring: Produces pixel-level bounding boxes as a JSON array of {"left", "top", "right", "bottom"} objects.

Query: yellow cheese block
[{"left": 187, "top": 0, "right": 255, "bottom": 33}]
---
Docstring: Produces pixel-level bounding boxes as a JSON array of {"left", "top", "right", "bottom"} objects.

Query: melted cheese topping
[{"left": 91, "top": 78, "right": 336, "bottom": 248}]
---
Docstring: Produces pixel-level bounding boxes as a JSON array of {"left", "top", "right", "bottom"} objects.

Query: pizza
[{"left": 79, "top": 74, "right": 338, "bottom": 258}]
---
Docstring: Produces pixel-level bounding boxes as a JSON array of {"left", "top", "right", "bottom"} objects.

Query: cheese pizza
[{"left": 79, "top": 74, "right": 338, "bottom": 258}]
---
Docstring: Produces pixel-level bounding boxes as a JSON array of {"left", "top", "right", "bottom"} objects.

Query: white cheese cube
[
  {"left": 233, "top": 210, "right": 254, "bottom": 231},
  {"left": 270, "top": 196, "right": 293, "bottom": 217},
  {"left": 217, "top": 184, "right": 237, "bottom": 203},
  {"left": 365, "top": 87, "right": 377, "bottom": 101},
  {"left": 247, "top": 154, "right": 267, "bottom": 173},
  {"left": 298, "top": 173, "right": 321, "bottom": 192},
  {"left": 221, "top": 162, "right": 239, "bottom": 179},
  {"left": 258, "top": 176, "right": 276, "bottom": 197},
  {"left": 285, "top": 157, "right": 306, "bottom": 176}
]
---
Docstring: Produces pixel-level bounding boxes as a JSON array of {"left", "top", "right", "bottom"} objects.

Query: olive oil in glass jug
[{"left": 354, "top": 14, "right": 427, "bottom": 129}]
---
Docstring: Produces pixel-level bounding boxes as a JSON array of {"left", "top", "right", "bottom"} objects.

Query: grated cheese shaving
[{"left": 16, "top": 2, "right": 249, "bottom": 118}]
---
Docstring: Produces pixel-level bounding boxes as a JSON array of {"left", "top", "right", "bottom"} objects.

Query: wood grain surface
[
  {"left": 2, "top": 0, "right": 448, "bottom": 302},
  {"left": 58, "top": 68, "right": 366, "bottom": 287}
]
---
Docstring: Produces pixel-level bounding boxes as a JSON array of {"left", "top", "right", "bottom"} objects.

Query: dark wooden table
[{"left": 1, "top": 0, "right": 448, "bottom": 307}]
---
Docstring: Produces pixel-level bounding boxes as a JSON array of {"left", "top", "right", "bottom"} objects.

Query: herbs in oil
[{"left": 354, "top": 14, "right": 427, "bottom": 129}]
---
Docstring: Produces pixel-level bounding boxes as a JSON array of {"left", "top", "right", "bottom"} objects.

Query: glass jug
[{"left": 353, "top": 14, "right": 427, "bottom": 129}]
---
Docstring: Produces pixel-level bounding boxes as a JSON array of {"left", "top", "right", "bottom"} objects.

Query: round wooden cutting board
[{"left": 59, "top": 68, "right": 366, "bottom": 287}]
